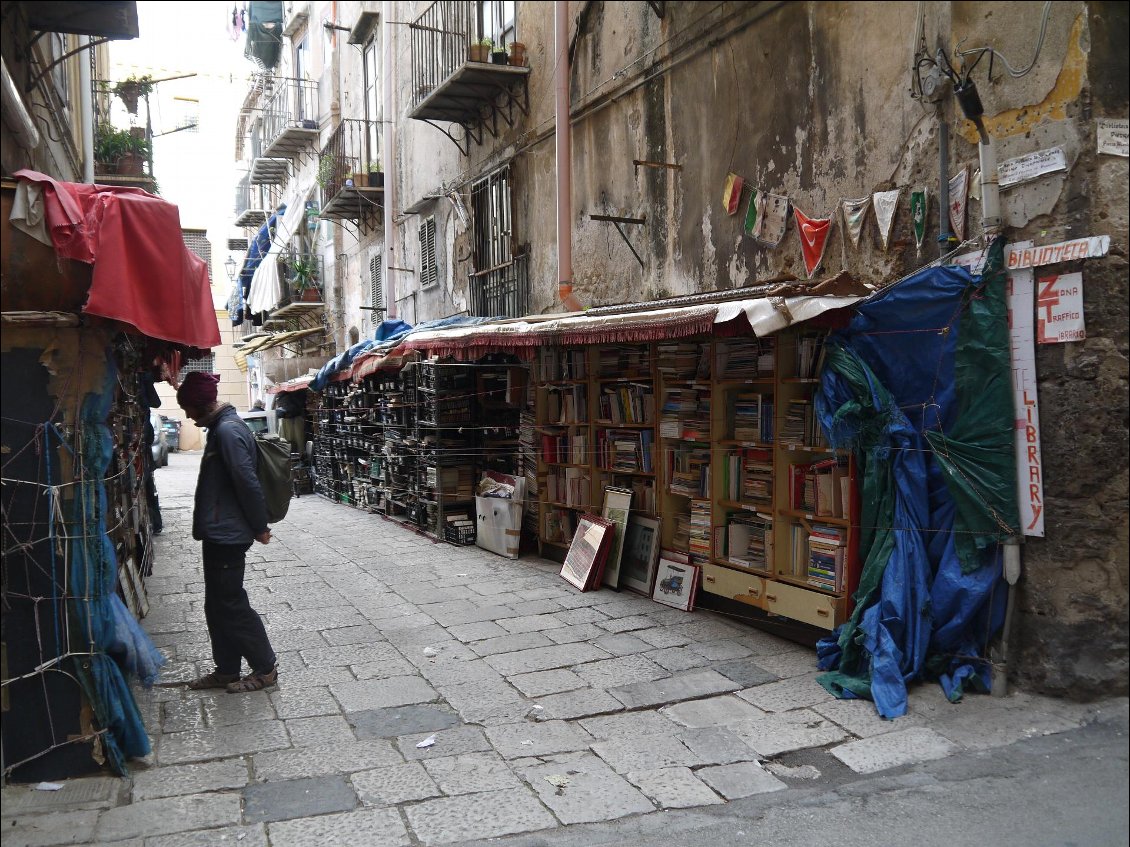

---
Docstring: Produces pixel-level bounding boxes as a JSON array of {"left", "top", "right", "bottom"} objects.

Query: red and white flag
[{"left": 793, "top": 207, "right": 834, "bottom": 279}]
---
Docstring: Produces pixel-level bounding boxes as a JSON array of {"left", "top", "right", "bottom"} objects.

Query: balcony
[
  {"left": 92, "top": 123, "right": 157, "bottom": 193},
  {"left": 469, "top": 252, "right": 528, "bottom": 319},
  {"left": 233, "top": 172, "right": 275, "bottom": 229},
  {"left": 408, "top": 0, "right": 530, "bottom": 155},
  {"left": 261, "top": 77, "right": 320, "bottom": 158},
  {"left": 267, "top": 252, "right": 326, "bottom": 322},
  {"left": 317, "top": 119, "right": 383, "bottom": 234}
]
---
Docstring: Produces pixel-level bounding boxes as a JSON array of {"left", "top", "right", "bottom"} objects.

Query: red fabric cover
[{"left": 14, "top": 170, "right": 221, "bottom": 349}]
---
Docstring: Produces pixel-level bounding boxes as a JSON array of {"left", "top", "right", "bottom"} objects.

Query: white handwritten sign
[
  {"left": 1006, "top": 244, "right": 1044, "bottom": 536},
  {"left": 1006, "top": 236, "right": 1110, "bottom": 270},
  {"left": 1097, "top": 117, "right": 1129, "bottom": 157},
  {"left": 1036, "top": 272, "right": 1085, "bottom": 344},
  {"left": 998, "top": 147, "right": 1067, "bottom": 188}
]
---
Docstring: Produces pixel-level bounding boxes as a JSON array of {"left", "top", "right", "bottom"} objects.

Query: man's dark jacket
[{"left": 193, "top": 405, "right": 269, "bottom": 544}]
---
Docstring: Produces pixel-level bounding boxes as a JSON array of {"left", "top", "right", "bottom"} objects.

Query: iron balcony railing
[
  {"left": 409, "top": 0, "right": 489, "bottom": 111},
  {"left": 261, "top": 76, "right": 319, "bottom": 152},
  {"left": 469, "top": 251, "right": 528, "bottom": 319},
  {"left": 319, "top": 118, "right": 380, "bottom": 202}
]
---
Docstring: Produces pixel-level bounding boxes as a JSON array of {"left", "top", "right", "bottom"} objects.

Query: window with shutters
[
  {"left": 369, "top": 254, "right": 384, "bottom": 311},
  {"left": 419, "top": 216, "right": 438, "bottom": 288}
]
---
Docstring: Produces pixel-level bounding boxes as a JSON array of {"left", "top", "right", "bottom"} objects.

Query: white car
[{"left": 149, "top": 409, "right": 169, "bottom": 467}]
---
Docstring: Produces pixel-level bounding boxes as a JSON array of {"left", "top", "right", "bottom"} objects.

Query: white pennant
[
  {"left": 841, "top": 196, "right": 871, "bottom": 250},
  {"left": 872, "top": 188, "right": 902, "bottom": 251}
]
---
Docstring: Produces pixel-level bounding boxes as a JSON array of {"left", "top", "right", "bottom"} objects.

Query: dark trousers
[{"left": 202, "top": 542, "right": 276, "bottom": 676}]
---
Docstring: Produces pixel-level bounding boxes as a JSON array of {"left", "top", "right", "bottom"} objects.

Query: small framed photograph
[
  {"left": 600, "top": 486, "right": 633, "bottom": 589},
  {"left": 651, "top": 558, "right": 700, "bottom": 611},
  {"left": 560, "top": 513, "right": 615, "bottom": 592},
  {"left": 619, "top": 515, "right": 660, "bottom": 596}
]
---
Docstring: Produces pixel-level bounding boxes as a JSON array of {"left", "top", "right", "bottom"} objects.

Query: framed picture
[
  {"left": 651, "top": 558, "right": 700, "bottom": 611},
  {"left": 619, "top": 515, "right": 660, "bottom": 596},
  {"left": 560, "top": 513, "right": 615, "bottom": 592},
  {"left": 600, "top": 486, "right": 633, "bottom": 589}
]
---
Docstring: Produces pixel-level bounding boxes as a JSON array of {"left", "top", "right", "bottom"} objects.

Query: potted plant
[
  {"left": 93, "top": 124, "right": 128, "bottom": 173},
  {"left": 116, "top": 132, "right": 150, "bottom": 176},
  {"left": 469, "top": 37, "right": 492, "bottom": 63},
  {"left": 508, "top": 41, "right": 527, "bottom": 67},
  {"left": 113, "top": 74, "right": 154, "bottom": 116},
  {"left": 289, "top": 256, "right": 320, "bottom": 301},
  {"left": 491, "top": 40, "right": 508, "bottom": 65},
  {"left": 317, "top": 154, "right": 338, "bottom": 191},
  {"left": 368, "top": 160, "right": 384, "bottom": 189}
]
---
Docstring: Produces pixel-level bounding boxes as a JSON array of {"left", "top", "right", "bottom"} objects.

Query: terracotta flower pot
[
  {"left": 300, "top": 288, "right": 321, "bottom": 302},
  {"left": 117, "top": 82, "right": 140, "bottom": 115},
  {"left": 509, "top": 42, "right": 527, "bottom": 67},
  {"left": 116, "top": 152, "right": 144, "bottom": 176},
  {"left": 469, "top": 43, "right": 490, "bottom": 63}
]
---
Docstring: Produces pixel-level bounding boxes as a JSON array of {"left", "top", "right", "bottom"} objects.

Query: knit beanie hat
[{"left": 176, "top": 372, "right": 220, "bottom": 407}]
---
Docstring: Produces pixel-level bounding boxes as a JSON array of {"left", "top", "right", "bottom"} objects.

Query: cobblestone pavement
[{"left": 3, "top": 451, "right": 1125, "bottom": 847}]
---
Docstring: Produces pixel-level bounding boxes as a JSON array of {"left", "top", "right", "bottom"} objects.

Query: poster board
[
  {"left": 560, "top": 513, "right": 615, "bottom": 591},
  {"left": 620, "top": 515, "right": 660, "bottom": 596},
  {"left": 600, "top": 486, "right": 633, "bottom": 589}
]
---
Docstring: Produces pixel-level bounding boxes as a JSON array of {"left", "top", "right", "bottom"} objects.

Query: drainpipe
[
  {"left": 383, "top": 0, "right": 396, "bottom": 319},
  {"left": 79, "top": 36, "right": 94, "bottom": 183},
  {"left": 555, "top": 0, "right": 575, "bottom": 309},
  {"left": 954, "top": 77, "right": 1001, "bottom": 238},
  {"left": 992, "top": 538, "right": 1022, "bottom": 697},
  {"left": 936, "top": 92, "right": 954, "bottom": 253}
]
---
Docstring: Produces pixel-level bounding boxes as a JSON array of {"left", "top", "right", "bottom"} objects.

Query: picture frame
[
  {"left": 600, "top": 486, "right": 633, "bottom": 589},
  {"left": 619, "top": 515, "right": 660, "bottom": 596},
  {"left": 560, "top": 513, "right": 615, "bottom": 592},
  {"left": 651, "top": 558, "right": 700, "bottom": 611}
]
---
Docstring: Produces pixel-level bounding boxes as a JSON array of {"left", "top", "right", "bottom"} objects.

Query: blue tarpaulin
[{"left": 814, "top": 238, "right": 1019, "bottom": 719}]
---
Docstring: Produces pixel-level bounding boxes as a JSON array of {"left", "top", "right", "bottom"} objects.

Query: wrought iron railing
[
  {"left": 261, "top": 76, "right": 319, "bottom": 146},
  {"left": 278, "top": 251, "right": 325, "bottom": 302},
  {"left": 409, "top": 0, "right": 490, "bottom": 111},
  {"left": 469, "top": 251, "right": 528, "bottom": 319},
  {"left": 319, "top": 119, "right": 379, "bottom": 202}
]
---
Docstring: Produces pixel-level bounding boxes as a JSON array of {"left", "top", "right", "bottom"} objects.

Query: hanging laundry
[
  {"left": 840, "top": 196, "right": 870, "bottom": 251},
  {"left": 743, "top": 188, "right": 766, "bottom": 239},
  {"left": 722, "top": 173, "right": 744, "bottom": 215},
  {"left": 758, "top": 192, "right": 789, "bottom": 247},
  {"left": 949, "top": 166, "right": 970, "bottom": 242},
  {"left": 872, "top": 187, "right": 902, "bottom": 251},
  {"left": 910, "top": 187, "right": 929, "bottom": 256},
  {"left": 793, "top": 207, "right": 834, "bottom": 279}
]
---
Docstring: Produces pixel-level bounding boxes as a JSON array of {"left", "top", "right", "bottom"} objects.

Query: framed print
[
  {"left": 620, "top": 515, "right": 660, "bottom": 596},
  {"left": 600, "top": 486, "right": 633, "bottom": 589},
  {"left": 560, "top": 513, "right": 615, "bottom": 592},
  {"left": 651, "top": 558, "right": 701, "bottom": 611}
]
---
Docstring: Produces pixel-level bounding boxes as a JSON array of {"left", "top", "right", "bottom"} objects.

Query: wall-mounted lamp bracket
[{"left": 589, "top": 213, "right": 647, "bottom": 268}]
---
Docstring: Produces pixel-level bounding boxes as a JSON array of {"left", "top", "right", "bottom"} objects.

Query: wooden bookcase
[{"left": 531, "top": 330, "right": 859, "bottom": 632}]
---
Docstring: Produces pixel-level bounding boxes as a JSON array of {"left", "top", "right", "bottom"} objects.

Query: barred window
[
  {"left": 471, "top": 166, "right": 511, "bottom": 273},
  {"left": 419, "top": 216, "right": 437, "bottom": 288},
  {"left": 178, "top": 354, "right": 216, "bottom": 382}
]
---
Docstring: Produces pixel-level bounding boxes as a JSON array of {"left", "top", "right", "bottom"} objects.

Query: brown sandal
[
  {"left": 226, "top": 666, "right": 278, "bottom": 693},
  {"left": 186, "top": 671, "right": 240, "bottom": 690}
]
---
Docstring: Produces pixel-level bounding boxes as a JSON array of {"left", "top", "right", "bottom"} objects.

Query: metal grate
[
  {"left": 469, "top": 250, "right": 527, "bottom": 318},
  {"left": 471, "top": 165, "right": 512, "bottom": 272},
  {"left": 419, "top": 216, "right": 437, "bottom": 288},
  {"left": 178, "top": 353, "right": 217, "bottom": 381}
]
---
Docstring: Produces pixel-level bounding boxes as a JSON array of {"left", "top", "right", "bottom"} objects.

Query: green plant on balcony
[
  {"left": 317, "top": 154, "right": 338, "bottom": 190},
  {"left": 113, "top": 74, "right": 154, "bottom": 115},
  {"left": 470, "top": 37, "right": 492, "bottom": 63},
  {"left": 94, "top": 125, "right": 149, "bottom": 175},
  {"left": 288, "top": 256, "right": 321, "bottom": 301}
]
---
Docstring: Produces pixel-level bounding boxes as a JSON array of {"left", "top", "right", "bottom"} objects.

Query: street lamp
[{"left": 225, "top": 256, "right": 238, "bottom": 282}]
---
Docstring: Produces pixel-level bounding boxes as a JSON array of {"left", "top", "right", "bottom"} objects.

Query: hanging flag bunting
[
  {"left": 910, "top": 187, "right": 928, "bottom": 256},
  {"left": 722, "top": 173, "right": 744, "bottom": 216},
  {"left": 840, "top": 196, "right": 870, "bottom": 251},
  {"left": 758, "top": 192, "right": 789, "bottom": 247},
  {"left": 743, "top": 189, "right": 765, "bottom": 239},
  {"left": 872, "top": 188, "right": 902, "bottom": 251},
  {"left": 949, "top": 166, "right": 970, "bottom": 241},
  {"left": 792, "top": 207, "right": 834, "bottom": 279}
]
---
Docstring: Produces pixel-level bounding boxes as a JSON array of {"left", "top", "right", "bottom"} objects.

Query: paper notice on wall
[
  {"left": 1007, "top": 245, "right": 1044, "bottom": 537},
  {"left": 1036, "top": 272, "right": 1086, "bottom": 344},
  {"left": 1097, "top": 117, "right": 1129, "bottom": 157},
  {"left": 998, "top": 147, "right": 1067, "bottom": 188}
]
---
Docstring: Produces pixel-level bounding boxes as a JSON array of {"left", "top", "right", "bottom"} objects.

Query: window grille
[
  {"left": 419, "top": 216, "right": 438, "bottom": 288},
  {"left": 470, "top": 166, "right": 511, "bottom": 273},
  {"left": 178, "top": 353, "right": 216, "bottom": 382}
]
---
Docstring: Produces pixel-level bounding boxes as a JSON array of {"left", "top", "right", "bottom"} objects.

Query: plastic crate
[{"left": 444, "top": 521, "right": 477, "bottom": 546}]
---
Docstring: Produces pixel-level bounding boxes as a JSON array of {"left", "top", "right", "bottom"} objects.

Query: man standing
[{"left": 177, "top": 372, "right": 278, "bottom": 693}]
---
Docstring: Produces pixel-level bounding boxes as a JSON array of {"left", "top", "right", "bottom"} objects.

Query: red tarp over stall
[{"left": 14, "top": 171, "right": 221, "bottom": 349}]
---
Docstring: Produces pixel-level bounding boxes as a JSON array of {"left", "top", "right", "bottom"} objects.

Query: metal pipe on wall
[
  {"left": 79, "top": 36, "right": 93, "bottom": 183},
  {"left": 383, "top": 0, "right": 397, "bottom": 319},
  {"left": 555, "top": 0, "right": 573, "bottom": 307}
]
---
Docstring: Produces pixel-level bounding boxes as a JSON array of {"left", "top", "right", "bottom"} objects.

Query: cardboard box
[{"left": 475, "top": 496, "right": 523, "bottom": 559}]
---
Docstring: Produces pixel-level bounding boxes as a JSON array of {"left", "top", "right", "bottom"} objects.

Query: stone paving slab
[
  {"left": 251, "top": 739, "right": 403, "bottom": 781},
  {"left": 646, "top": 646, "right": 711, "bottom": 672},
  {"left": 521, "top": 753, "right": 655, "bottom": 824},
  {"left": 395, "top": 725, "right": 493, "bottom": 761},
  {"left": 528, "top": 687, "right": 625, "bottom": 720},
  {"left": 157, "top": 720, "right": 291, "bottom": 765},
  {"left": 201, "top": 691, "right": 278, "bottom": 727},
  {"left": 328, "top": 676, "right": 438, "bottom": 712},
  {"left": 449, "top": 621, "right": 509, "bottom": 642},
  {"left": 831, "top": 727, "right": 959, "bottom": 773},
  {"left": 466, "top": 631, "right": 555, "bottom": 657},
  {"left": 270, "top": 686, "right": 341, "bottom": 720},
  {"left": 422, "top": 751, "right": 523, "bottom": 795},
  {"left": 286, "top": 714, "right": 356, "bottom": 747},
  {"left": 497, "top": 613, "right": 567, "bottom": 634},
  {"left": 811, "top": 697, "right": 920, "bottom": 738},
  {"left": 267, "top": 807, "right": 409, "bottom": 847},
  {"left": 578, "top": 710, "right": 683, "bottom": 740},
  {"left": 634, "top": 627, "right": 694, "bottom": 649},
  {"left": 696, "top": 762, "right": 787, "bottom": 799},
  {"left": 730, "top": 709, "right": 851, "bottom": 757},
  {"left": 145, "top": 824, "right": 267, "bottom": 847},
  {"left": 93, "top": 793, "right": 242, "bottom": 841},
  {"left": 660, "top": 693, "right": 767, "bottom": 728},
  {"left": 0, "top": 777, "right": 124, "bottom": 814},
  {"left": 676, "top": 726, "right": 764, "bottom": 765},
  {"left": 710, "top": 658, "right": 780, "bottom": 688},
  {"left": 590, "top": 732, "right": 702, "bottom": 773},
  {"left": 243, "top": 774, "right": 358, "bottom": 823},
  {"left": 545, "top": 623, "right": 609, "bottom": 644},
  {"left": 131, "top": 759, "right": 249, "bottom": 801},
  {"left": 485, "top": 644, "right": 611, "bottom": 675},
  {"left": 404, "top": 787, "right": 557, "bottom": 845},
  {"left": 592, "top": 632, "right": 654, "bottom": 656},
  {"left": 509, "top": 668, "right": 588, "bottom": 697},
  {"left": 348, "top": 704, "right": 462, "bottom": 740},
  {"left": 735, "top": 672, "right": 835, "bottom": 713},
  {"left": 595, "top": 614, "right": 657, "bottom": 634},
  {"left": 608, "top": 669, "right": 740, "bottom": 709},
  {"left": 351, "top": 761, "right": 442, "bottom": 805},
  {"left": 626, "top": 766, "right": 725, "bottom": 809},
  {"left": 486, "top": 720, "right": 595, "bottom": 759},
  {"left": 574, "top": 655, "right": 667, "bottom": 688}
]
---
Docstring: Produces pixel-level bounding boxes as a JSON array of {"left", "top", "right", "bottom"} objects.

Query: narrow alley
[{"left": 3, "top": 452, "right": 1125, "bottom": 847}]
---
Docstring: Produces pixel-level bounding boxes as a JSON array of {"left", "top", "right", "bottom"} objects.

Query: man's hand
[{"left": 255, "top": 529, "right": 271, "bottom": 545}]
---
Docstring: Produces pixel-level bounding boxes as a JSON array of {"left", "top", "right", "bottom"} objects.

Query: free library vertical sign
[
  {"left": 1036, "top": 272, "right": 1086, "bottom": 343},
  {"left": 1008, "top": 255, "right": 1045, "bottom": 536}
]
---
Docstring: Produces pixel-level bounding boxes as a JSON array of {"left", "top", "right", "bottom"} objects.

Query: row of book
[
  {"left": 597, "top": 383, "right": 655, "bottom": 425},
  {"left": 656, "top": 341, "right": 711, "bottom": 381},
  {"left": 541, "top": 429, "right": 587, "bottom": 465},
  {"left": 795, "top": 332, "right": 827, "bottom": 380},
  {"left": 596, "top": 345, "right": 651, "bottom": 379},
  {"left": 596, "top": 428, "right": 655, "bottom": 473},
  {"left": 666, "top": 444, "right": 710, "bottom": 497},
  {"left": 789, "top": 522, "right": 846, "bottom": 592},
  {"left": 543, "top": 385, "right": 588, "bottom": 424},
  {"left": 722, "top": 513, "right": 773, "bottom": 572},
  {"left": 716, "top": 337, "right": 776, "bottom": 379},
  {"left": 730, "top": 391, "right": 774, "bottom": 444},
  {"left": 688, "top": 498, "right": 712, "bottom": 565},
  {"left": 659, "top": 387, "right": 711, "bottom": 441},
  {"left": 544, "top": 466, "right": 589, "bottom": 507},
  {"left": 721, "top": 448, "right": 773, "bottom": 506},
  {"left": 536, "top": 347, "right": 587, "bottom": 381},
  {"left": 779, "top": 399, "right": 827, "bottom": 448},
  {"left": 788, "top": 457, "right": 850, "bottom": 518}
]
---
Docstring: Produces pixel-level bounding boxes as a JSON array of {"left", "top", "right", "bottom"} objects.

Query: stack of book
[
  {"left": 656, "top": 341, "right": 710, "bottom": 380},
  {"left": 789, "top": 458, "right": 847, "bottom": 516},
  {"left": 725, "top": 513, "right": 773, "bottom": 572},
  {"left": 598, "top": 382, "right": 654, "bottom": 424},
  {"left": 596, "top": 345, "right": 651, "bottom": 379},
  {"left": 795, "top": 332, "right": 827, "bottom": 380},
  {"left": 537, "top": 347, "right": 587, "bottom": 381},
  {"left": 597, "top": 429, "right": 653, "bottom": 473},
  {"left": 659, "top": 387, "right": 710, "bottom": 441},
  {"left": 732, "top": 391, "right": 774, "bottom": 443},
  {"left": 545, "top": 384, "right": 587, "bottom": 424},
  {"left": 545, "top": 466, "right": 589, "bottom": 507},
  {"left": 667, "top": 444, "right": 710, "bottom": 497},
  {"left": 689, "top": 498, "right": 712, "bottom": 565},
  {"left": 807, "top": 522, "right": 846, "bottom": 591},
  {"left": 671, "top": 510, "right": 691, "bottom": 552},
  {"left": 541, "top": 429, "right": 587, "bottom": 465},
  {"left": 717, "top": 337, "right": 776, "bottom": 379}
]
